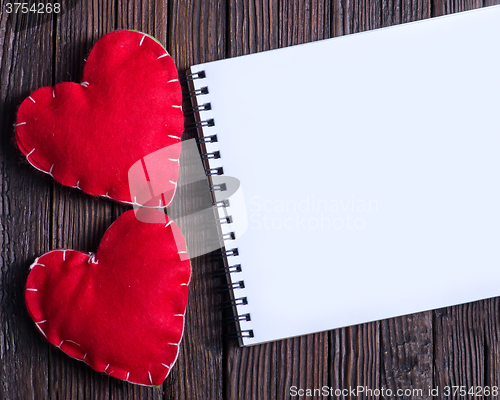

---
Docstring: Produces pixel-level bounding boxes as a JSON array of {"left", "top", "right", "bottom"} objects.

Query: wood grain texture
[
  {"left": 0, "top": 10, "right": 54, "bottom": 400},
  {"left": 432, "top": 0, "right": 481, "bottom": 16},
  {"left": 228, "top": 0, "right": 279, "bottom": 56},
  {"left": 433, "top": 302, "right": 489, "bottom": 398},
  {"left": 279, "top": 0, "right": 331, "bottom": 46},
  {"left": 334, "top": 0, "right": 430, "bottom": 35},
  {"left": 381, "top": 314, "right": 433, "bottom": 399},
  {"left": 484, "top": 0, "right": 500, "bottom": 7},
  {"left": 168, "top": 1, "right": 227, "bottom": 400},
  {"left": 2, "top": 1, "right": 500, "bottom": 399},
  {"left": 329, "top": 323, "right": 380, "bottom": 399},
  {"left": 277, "top": 333, "right": 329, "bottom": 400},
  {"left": 117, "top": 0, "right": 168, "bottom": 45},
  {"left": 49, "top": 2, "right": 118, "bottom": 400},
  {"left": 484, "top": 298, "right": 500, "bottom": 396}
]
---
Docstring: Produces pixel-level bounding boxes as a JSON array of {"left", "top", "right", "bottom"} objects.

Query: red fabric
[
  {"left": 25, "top": 209, "right": 191, "bottom": 386},
  {"left": 15, "top": 30, "right": 183, "bottom": 206}
]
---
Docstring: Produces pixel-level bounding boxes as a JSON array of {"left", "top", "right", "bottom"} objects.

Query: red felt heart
[
  {"left": 25, "top": 209, "right": 191, "bottom": 386},
  {"left": 15, "top": 30, "right": 183, "bottom": 206}
]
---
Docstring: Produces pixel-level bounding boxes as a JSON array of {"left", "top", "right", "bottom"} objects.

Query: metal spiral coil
[
  {"left": 224, "top": 313, "right": 251, "bottom": 324},
  {"left": 187, "top": 68, "right": 252, "bottom": 343},
  {"left": 225, "top": 330, "right": 255, "bottom": 339},
  {"left": 184, "top": 70, "right": 206, "bottom": 81}
]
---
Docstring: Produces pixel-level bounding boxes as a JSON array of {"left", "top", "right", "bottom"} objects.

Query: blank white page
[{"left": 189, "top": 5, "right": 500, "bottom": 346}]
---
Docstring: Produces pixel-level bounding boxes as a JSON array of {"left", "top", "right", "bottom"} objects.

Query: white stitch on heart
[
  {"left": 35, "top": 322, "right": 48, "bottom": 339},
  {"left": 31, "top": 261, "right": 46, "bottom": 269},
  {"left": 18, "top": 144, "right": 154, "bottom": 209},
  {"left": 87, "top": 253, "right": 99, "bottom": 265},
  {"left": 17, "top": 34, "right": 181, "bottom": 211},
  {"left": 26, "top": 228, "right": 190, "bottom": 387},
  {"left": 25, "top": 148, "right": 52, "bottom": 175}
]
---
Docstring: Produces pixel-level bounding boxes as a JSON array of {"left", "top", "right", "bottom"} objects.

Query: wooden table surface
[{"left": 2, "top": 1, "right": 500, "bottom": 399}]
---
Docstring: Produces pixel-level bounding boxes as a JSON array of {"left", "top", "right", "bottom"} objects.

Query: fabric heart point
[
  {"left": 25, "top": 209, "right": 191, "bottom": 386},
  {"left": 15, "top": 30, "right": 183, "bottom": 206}
]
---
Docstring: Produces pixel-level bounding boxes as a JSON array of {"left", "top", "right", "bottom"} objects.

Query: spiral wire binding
[{"left": 186, "top": 69, "right": 254, "bottom": 341}]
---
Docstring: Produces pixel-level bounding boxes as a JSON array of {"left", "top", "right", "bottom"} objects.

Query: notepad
[{"left": 187, "top": 5, "right": 500, "bottom": 346}]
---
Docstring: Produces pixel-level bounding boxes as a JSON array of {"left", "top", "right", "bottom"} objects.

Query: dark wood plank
[
  {"left": 228, "top": 0, "right": 279, "bottom": 56},
  {"left": 225, "top": 341, "right": 277, "bottom": 400},
  {"left": 381, "top": 313, "right": 433, "bottom": 399},
  {"left": 0, "top": 10, "right": 54, "bottom": 400},
  {"left": 484, "top": 0, "right": 500, "bottom": 7},
  {"left": 279, "top": 0, "right": 331, "bottom": 47},
  {"left": 329, "top": 322, "right": 380, "bottom": 399},
  {"left": 335, "top": 0, "right": 431, "bottom": 36},
  {"left": 170, "top": 0, "right": 226, "bottom": 67},
  {"left": 432, "top": 0, "right": 481, "bottom": 17},
  {"left": 381, "top": 0, "right": 431, "bottom": 26},
  {"left": 433, "top": 302, "right": 486, "bottom": 398},
  {"left": 277, "top": 333, "right": 329, "bottom": 400},
  {"left": 117, "top": 0, "right": 168, "bottom": 46},
  {"left": 484, "top": 298, "right": 500, "bottom": 395},
  {"left": 333, "top": 0, "right": 383, "bottom": 35},
  {"left": 49, "top": 2, "right": 117, "bottom": 399},
  {"left": 334, "top": 0, "right": 431, "bottom": 36},
  {"left": 167, "top": 1, "right": 227, "bottom": 399}
]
